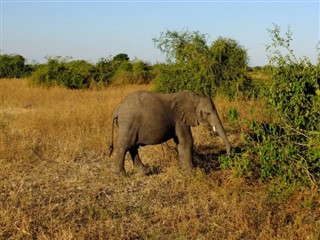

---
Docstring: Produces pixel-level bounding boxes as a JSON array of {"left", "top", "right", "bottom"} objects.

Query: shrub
[
  {"left": 153, "top": 30, "right": 215, "bottom": 96},
  {"left": 111, "top": 61, "right": 153, "bottom": 85},
  {"left": 30, "top": 58, "right": 94, "bottom": 89},
  {"left": 267, "top": 25, "right": 319, "bottom": 132},
  {"left": 221, "top": 25, "right": 320, "bottom": 188},
  {"left": 111, "top": 61, "right": 133, "bottom": 85},
  {"left": 210, "top": 37, "right": 248, "bottom": 86},
  {"left": 30, "top": 54, "right": 153, "bottom": 88},
  {"left": 0, "top": 54, "right": 32, "bottom": 78},
  {"left": 154, "top": 63, "right": 210, "bottom": 94},
  {"left": 94, "top": 58, "right": 115, "bottom": 84},
  {"left": 131, "top": 61, "right": 152, "bottom": 84},
  {"left": 30, "top": 58, "right": 64, "bottom": 87},
  {"left": 153, "top": 30, "right": 249, "bottom": 97}
]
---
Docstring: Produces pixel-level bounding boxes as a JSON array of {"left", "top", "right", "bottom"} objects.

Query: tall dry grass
[{"left": 1, "top": 79, "right": 319, "bottom": 239}]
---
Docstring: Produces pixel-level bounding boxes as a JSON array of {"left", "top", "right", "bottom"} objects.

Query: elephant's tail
[{"left": 109, "top": 112, "right": 118, "bottom": 157}]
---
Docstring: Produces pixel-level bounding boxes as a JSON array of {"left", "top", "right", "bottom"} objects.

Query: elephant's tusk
[{"left": 212, "top": 125, "right": 216, "bottom": 132}]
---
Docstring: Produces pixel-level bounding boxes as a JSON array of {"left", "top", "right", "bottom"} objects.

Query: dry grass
[
  {"left": 248, "top": 71, "right": 271, "bottom": 82},
  {"left": 1, "top": 79, "right": 319, "bottom": 239}
]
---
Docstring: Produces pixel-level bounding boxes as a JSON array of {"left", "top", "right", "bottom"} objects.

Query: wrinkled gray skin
[{"left": 109, "top": 90, "right": 231, "bottom": 175}]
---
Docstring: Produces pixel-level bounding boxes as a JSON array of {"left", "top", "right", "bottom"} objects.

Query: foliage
[
  {"left": 29, "top": 55, "right": 153, "bottom": 89},
  {"left": 112, "top": 60, "right": 153, "bottom": 85},
  {"left": 112, "top": 53, "right": 129, "bottom": 63},
  {"left": 220, "top": 25, "right": 320, "bottom": 188},
  {"left": 153, "top": 31, "right": 214, "bottom": 96},
  {"left": 0, "top": 54, "right": 33, "bottom": 78},
  {"left": 210, "top": 37, "right": 248, "bottom": 85},
  {"left": 4, "top": 30, "right": 251, "bottom": 94},
  {"left": 153, "top": 30, "right": 249, "bottom": 97},
  {"left": 228, "top": 107, "right": 239, "bottom": 122},
  {"left": 95, "top": 58, "right": 116, "bottom": 84},
  {"left": 131, "top": 61, "right": 153, "bottom": 84},
  {"left": 30, "top": 57, "right": 95, "bottom": 89}
]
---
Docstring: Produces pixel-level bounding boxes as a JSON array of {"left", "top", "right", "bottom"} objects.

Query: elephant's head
[{"left": 171, "top": 91, "right": 231, "bottom": 154}]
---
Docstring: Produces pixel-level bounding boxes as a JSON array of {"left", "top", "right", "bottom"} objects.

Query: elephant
[{"left": 109, "top": 90, "right": 231, "bottom": 175}]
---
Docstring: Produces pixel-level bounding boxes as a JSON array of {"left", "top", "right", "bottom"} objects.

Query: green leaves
[
  {"left": 256, "top": 25, "right": 319, "bottom": 186},
  {"left": 153, "top": 30, "right": 249, "bottom": 97},
  {"left": 30, "top": 58, "right": 94, "bottom": 89},
  {"left": 268, "top": 54, "right": 320, "bottom": 131},
  {"left": 0, "top": 54, "right": 32, "bottom": 78},
  {"left": 221, "top": 25, "right": 319, "bottom": 188},
  {"left": 30, "top": 56, "right": 153, "bottom": 89},
  {"left": 228, "top": 107, "right": 239, "bottom": 122}
]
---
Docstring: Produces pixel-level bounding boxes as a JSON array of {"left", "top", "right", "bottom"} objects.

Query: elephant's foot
[
  {"left": 134, "top": 164, "right": 148, "bottom": 176},
  {"left": 179, "top": 160, "right": 194, "bottom": 173},
  {"left": 113, "top": 166, "right": 126, "bottom": 176}
]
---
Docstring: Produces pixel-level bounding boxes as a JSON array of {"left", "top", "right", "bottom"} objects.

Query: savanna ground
[{"left": 0, "top": 79, "right": 319, "bottom": 239}]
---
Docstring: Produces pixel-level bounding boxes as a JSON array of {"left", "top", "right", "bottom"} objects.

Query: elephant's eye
[{"left": 206, "top": 112, "right": 211, "bottom": 115}]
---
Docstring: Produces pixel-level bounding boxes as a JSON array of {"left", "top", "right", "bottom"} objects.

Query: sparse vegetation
[{"left": 1, "top": 79, "right": 319, "bottom": 239}]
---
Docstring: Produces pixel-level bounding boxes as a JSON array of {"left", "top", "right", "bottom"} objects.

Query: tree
[
  {"left": 153, "top": 30, "right": 249, "bottom": 97},
  {"left": 210, "top": 37, "right": 248, "bottom": 86},
  {"left": 153, "top": 30, "right": 215, "bottom": 96},
  {"left": 112, "top": 53, "right": 129, "bottom": 63},
  {"left": 0, "top": 54, "right": 28, "bottom": 78}
]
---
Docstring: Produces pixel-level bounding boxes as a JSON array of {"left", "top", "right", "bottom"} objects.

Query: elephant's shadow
[
  {"left": 142, "top": 144, "right": 234, "bottom": 176},
  {"left": 193, "top": 145, "right": 227, "bottom": 174}
]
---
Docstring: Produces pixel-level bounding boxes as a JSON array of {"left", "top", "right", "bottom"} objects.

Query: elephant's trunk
[{"left": 212, "top": 112, "right": 231, "bottom": 154}]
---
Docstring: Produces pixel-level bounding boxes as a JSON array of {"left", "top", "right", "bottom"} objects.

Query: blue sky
[{"left": 1, "top": 0, "right": 319, "bottom": 66}]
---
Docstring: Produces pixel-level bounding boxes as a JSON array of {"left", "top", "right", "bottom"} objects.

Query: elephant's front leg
[{"left": 175, "top": 123, "right": 194, "bottom": 171}]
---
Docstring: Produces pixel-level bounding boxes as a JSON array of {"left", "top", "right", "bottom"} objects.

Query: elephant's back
[{"left": 118, "top": 91, "right": 168, "bottom": 113}]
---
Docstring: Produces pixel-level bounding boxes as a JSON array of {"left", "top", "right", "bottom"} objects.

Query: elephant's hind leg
[
  {"left": 129, "top": 147, "right": 147, "bottom": 174},
  {"left": 114, "top": 146, "right": 127, "bottom": 175},
  {"left": 114, "top": 124, "right": 134, "bottom": 175}
]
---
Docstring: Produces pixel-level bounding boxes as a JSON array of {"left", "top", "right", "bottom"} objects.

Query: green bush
[
  {"left": 0, "top": 54, "right": 33, "bottom": 78},
  {"left": 94, "top": 58, "right": 115, "bottom": 84},
  {"left": 221, "top": 25, "right": 320, "bottom": 189},
  {"left": 267, "top": 25, "right": 319, "bottom": 132},
  {"left": 269, "top": 63, "right": 319, "bottom": 131},
  {"left": 210, "top": 37, "right": 248, "bottom": 86},
  {"left": 154, "top": 63, "right": 212, "bottom": 95},
  {"left": 239, "top": 76, "right": 268, "bottom": 100},
  {"left": 111, "top": 61, "right": 133, "bottom": 85},
  {"left": 131, "top": 61, "right": 152, "bottom": 84},
  {"left": 30, "top": 58, "right": 94, "bottom": 89},
  {"left": 111, "top": 61, "right": 153, "bottom": 85},
  {"left": 153, "top": 31, "right": 215, "bottom": 96},
  {"left": 153, "top": 30, "right": 249, "bottom": 97},
  {"left": 30, "top": 55, "right": 153, "bottom": 88}
]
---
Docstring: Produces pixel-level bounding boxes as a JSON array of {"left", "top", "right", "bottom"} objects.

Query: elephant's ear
[{"left": 170, "top": 91, "right": 199, "bottom": 126}]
